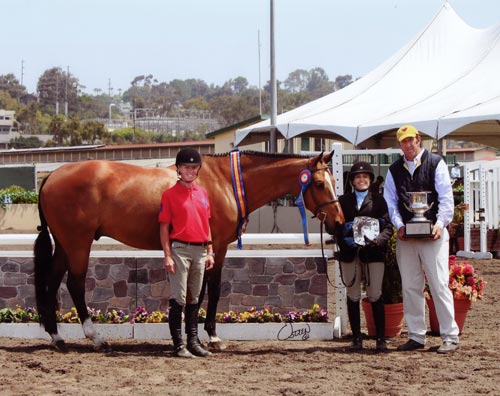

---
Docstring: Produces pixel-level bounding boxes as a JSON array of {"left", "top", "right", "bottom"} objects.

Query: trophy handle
[{"left": 403, "top": 203, "right": 412, "bottom": 212}]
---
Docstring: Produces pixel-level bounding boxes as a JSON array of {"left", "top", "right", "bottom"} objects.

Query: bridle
[{"left": 304, "top": 165, "right": 340, "bottom": 221}]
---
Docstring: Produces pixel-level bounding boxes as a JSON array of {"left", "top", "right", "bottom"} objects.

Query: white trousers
[{"left": 396, "top": 228, "right": 459, "bottom": 344}]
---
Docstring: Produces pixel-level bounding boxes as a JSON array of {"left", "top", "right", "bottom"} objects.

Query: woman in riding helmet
[
  {"left": 158, "top": 148, "right": 215, "bottom": 358},
  {"left": 335, "top": 161, "right": 393, "bottom": 352}
]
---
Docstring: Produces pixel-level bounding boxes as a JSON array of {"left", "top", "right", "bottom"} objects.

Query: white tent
[{"left": 235, "top": 3, "right": 500, "bottom": 149}]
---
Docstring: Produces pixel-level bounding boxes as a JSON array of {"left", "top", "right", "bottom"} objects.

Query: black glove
[{"left": 363, "top": 235, "right": 377, "bottom": 247}]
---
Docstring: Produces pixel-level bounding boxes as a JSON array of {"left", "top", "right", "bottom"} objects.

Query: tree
[
  {"left": 334, "top": 75, "right": 353, "bottom": 90},
  {"left": 15, "top": 102, "right": 50, "bottom": 134},
  {"left": 284, "top": 69, "right": 309, "bottom": 93},
  {"left": 0, "top": 91, "right": 18, "bottom": 111},
  {"left": 37, "top": 67, "right": 80, "bottom": 115},
  {"left": 306, "top": 67, "right": 334, "bottom": 98},
  {"left": 0, "top": 73, "right": 27, "bottom": 101},
  {"left": 81, "top": 120, "right": 108, "bottom": 144},
  {"left": 48, "top": 115, "right": 68, "bottom": 145},
  {"left": 208, "top": 95, "right": 259, "bottom": 126},
  {"left": 10, "top": 136, "right": 43, "bottom": 149}
]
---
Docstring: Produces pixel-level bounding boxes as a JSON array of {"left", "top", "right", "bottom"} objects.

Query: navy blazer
[{"left": 334, "top": 190, "right": 393, "bottom": 263}]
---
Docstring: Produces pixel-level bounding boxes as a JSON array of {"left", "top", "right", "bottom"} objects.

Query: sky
[{"left": 3, "top": 0, "right": 500, "bottom": 95}]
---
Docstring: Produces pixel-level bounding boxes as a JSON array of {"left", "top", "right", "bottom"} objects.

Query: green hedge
[{"left": 0, "top": 185, "right": 38, "bottom": 209}]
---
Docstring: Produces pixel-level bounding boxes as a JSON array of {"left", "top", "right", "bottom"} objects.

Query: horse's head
[{"left": 303, "top": 151, "right": 345, "bottom": 234}]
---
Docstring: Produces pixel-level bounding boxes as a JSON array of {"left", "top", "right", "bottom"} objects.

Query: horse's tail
[{"left": 34, "top": 176, "right": 53, "bottom": 330}]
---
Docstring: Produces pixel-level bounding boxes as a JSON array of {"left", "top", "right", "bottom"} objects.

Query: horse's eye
[{"left": 315, "top": 181, "right": 324, "bottom": 188}]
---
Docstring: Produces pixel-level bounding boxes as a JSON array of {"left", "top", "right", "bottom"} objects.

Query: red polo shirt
[{"left": 158, "top": 181, "right": 211, "bottom": 242}]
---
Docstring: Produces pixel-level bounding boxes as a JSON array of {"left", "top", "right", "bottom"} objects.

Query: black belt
[{"left": 171, "top": 239, "right": 209, "bottom": 247}]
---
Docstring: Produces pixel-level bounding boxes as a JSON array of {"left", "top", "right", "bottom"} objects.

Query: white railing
[
  {"left": 463, "top": 160, "right": 500, "bottom": 258},
  {"left": 0, "top": 233, "right": 334, "bottom": 259}
]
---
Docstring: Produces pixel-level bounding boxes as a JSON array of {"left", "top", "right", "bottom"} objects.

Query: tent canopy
[{"left": 235, "top": 3, "right": 500, "bottom": 149}]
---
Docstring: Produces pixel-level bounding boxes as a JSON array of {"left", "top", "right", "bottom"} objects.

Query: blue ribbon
[
  {"left": 295, "top": 169, "right": 312, "bottom": 246},
  {"left": 230, "top": 149, "right": 248, "bottom": 249}
]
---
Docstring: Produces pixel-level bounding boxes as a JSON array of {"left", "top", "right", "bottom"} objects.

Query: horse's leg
[
  {"left": 202, "top": 248, "right": 227, "bottom": 350},
  {"left": 45, "top": 245, "right": 70, "bottom": 352},
  {"left": 65, "top": 249, "right": 111, "bottom": 352}
]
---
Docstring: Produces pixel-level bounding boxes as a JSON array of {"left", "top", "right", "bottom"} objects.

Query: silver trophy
[{"left": 403, "top": 191, "right": 434, "bottom": 237}]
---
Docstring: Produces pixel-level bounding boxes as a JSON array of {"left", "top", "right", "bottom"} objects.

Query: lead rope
[{"left": 319, "top": 216, "right": 356, "bottom": 288}]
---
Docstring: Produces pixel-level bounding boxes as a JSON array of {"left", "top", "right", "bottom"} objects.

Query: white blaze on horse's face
[{"left": 324, "top": 168, "right": 336, "bottom": 201}]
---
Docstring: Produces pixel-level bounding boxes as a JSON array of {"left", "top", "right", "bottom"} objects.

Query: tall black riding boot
[
  {"left": 371, "top": 297, "right": 388, "bottom": 352},
  {"left": 185, "top": 304, "right": 211, "bottom": 357},
  {"left": 347, "top": 297, "right": 363, "bottom": 350},
  {"left": 168, "top": 299, "right": 193, "bottom": 358}
]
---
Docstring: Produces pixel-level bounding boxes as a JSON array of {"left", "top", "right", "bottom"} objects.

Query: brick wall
[{"left": 0, "top": 255, "right": 327, "bottom": 315}]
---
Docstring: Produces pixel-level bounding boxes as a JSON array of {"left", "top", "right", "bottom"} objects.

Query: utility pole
[
  {"left": 269, "top": 0, "right": 278, "bottom": 153},
  {"left": 19, "top": 60, "right": 25, "bottom": 104},
  {"left": 64, "top": 66, "right": 69, "bottom": 118},
  {"left": 258, "top": 30, "right": 262, "bottom": 116}
]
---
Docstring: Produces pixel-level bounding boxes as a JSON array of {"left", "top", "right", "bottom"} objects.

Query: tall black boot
[
  {"left": 347, "top": 297, "right": 363, "bottom": 350},
  {"left": 168, "top": 299, "right": 193, "bottom": 358},
  {"left": 371, "top": 297, "right": 388, "bottom": 352},
  {"left": 185, "top": 304, "right": 211, "bottom": 357}
]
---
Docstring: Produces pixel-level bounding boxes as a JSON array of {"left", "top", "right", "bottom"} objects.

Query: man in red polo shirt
[{"left": 159, "top": 148, "right": 215, "bottom": 358}]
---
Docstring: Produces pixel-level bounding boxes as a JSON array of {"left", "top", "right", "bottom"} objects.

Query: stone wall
[{"left": 0, "top": 255, "right": 327, "bottom": 315}]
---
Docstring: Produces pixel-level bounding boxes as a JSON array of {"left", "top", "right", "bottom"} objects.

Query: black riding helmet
[
  {"left": 349, "top": 161, "right": 374, "bottom": 183},
  {"left": 175, "top": 148, "right": 202, "bottom": 167}
]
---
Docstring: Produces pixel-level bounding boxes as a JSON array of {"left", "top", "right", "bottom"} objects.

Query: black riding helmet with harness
[
  {"left": 175, "top": 148, "right": 202, "bottom": 180},
  {"left": 348, "top": 161, "right": 375, "bottom": 188}
]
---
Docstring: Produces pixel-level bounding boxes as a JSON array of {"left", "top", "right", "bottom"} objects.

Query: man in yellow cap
[{"left": 383, "top": 125, "right": 459, "bottom": 353}]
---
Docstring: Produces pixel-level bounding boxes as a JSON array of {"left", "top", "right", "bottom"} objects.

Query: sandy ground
[{"left": 0, "top": 257, "right": 499, "bottom": 396}]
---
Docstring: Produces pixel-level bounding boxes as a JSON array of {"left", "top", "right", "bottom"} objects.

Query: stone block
[
  {"left": 241, "top": 295, "right": 266, "bottom": 306},
  {"left": 19, "top": 260, "right": 34, "bottom": 275},
  {"left": 128, "top": 268, "right": 149, "bottom": 284},
  {"left": 220, "top": 281, "right": 232, "bottom": 297},
  {"left": 309, "top": 274, "right": 327, "bottom": 295},
  {"left": 1, "top": 262, "right": 20, "bottom": 273},
  {"left": 150, "top": 281, "right": 168, "bottom": 298},
  {"left": 294, "top": 279, "right": 310, "bottom": 294},
  {"left": 149, "top": 268, "right": 166, "bottom": 283},
  {"left": 248, "top": 259, "right": 265, "bottom": 275},
  {"left": 109, "top": 264, "right": 130, "bottom": 281},
  {"left": 232, "top": 282, "right": 252, "bottom": 295},
  {"left": 94, "top": 264, "right": 110, "bottom": 280},
  {"left": 0, "top": 286, "right": 17, "bottom": 299},
  {"left": 275, "top": 274, "right": 297, "bottom": 285},
  {"left": 3, "top": 272, "right": 27, "bottom": 286},
  {"left": 249, "top": 275, "right": 274, "bottom": 284},
  {"left": 293, "top": 293, "right": 315, "bottom": 309},
  {"left": 91, "top": 287, "right": 115, "bottom": 303},
  {"left": 253, "top": 284, "right": 269, "bottom": 296},
  {"left": 85, "top": 277, "right": 96, "bottom": 292},
  {"left": 113, "top": 280, "right": 128, "bottom": 297}
]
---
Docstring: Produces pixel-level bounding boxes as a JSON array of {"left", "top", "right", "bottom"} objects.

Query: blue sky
[{"left": 3, "top": 0, "right": 500, "bottom": 95}]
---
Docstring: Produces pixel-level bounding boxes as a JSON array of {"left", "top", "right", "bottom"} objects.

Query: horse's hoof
[
  {"left": 94, "top": 342, "right": 113, "bottom": 353},
  {"left": 51, "top": 340, "right": 68, "bottom": 353},
  {"left": 208, "top": 338, "right": 227, "bottom": 351}
]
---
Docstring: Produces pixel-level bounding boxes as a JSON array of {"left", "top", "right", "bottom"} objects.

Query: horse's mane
[{"left": 205, "top": 150, "right": 312, "bottom": 159}]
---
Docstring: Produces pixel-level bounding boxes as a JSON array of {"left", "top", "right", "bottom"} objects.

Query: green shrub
[{"left": 0, "top": 185, "right": 38, "bottom": 209}]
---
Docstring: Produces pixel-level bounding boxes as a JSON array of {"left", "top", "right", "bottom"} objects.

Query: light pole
[{"left": 109, "top": 103, "right": 116, "bottom": 127}]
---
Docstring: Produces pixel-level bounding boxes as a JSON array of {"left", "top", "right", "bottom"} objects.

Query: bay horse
[{"left": 34, "top": 150, "right": 344, "bottom": 352}]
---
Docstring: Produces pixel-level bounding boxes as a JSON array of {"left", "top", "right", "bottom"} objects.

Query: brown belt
[{"left": 171, "top": 239, "right": 209, "bottom": 247}]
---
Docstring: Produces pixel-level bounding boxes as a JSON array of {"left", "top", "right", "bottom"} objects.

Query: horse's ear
[
  {"left": 323, "top": 150, "right": 334, "bottom": 164},
  {"left": 312, "top": 151, "right": 324, "bottom": 166}
]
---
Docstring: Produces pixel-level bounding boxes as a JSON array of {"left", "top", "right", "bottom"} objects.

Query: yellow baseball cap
[{"left": 396, "top": 125, "right": 419, "bottom": 142}]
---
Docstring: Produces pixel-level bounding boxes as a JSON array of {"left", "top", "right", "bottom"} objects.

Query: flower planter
[
  {"left": 0, "top": 323, "right": 334, "bottom": 341},
  {"left": 361, "top": 298, "right": 404, "bottom": 338},
  {"left": 0, "top": 323, "right": 133, "bottom": 340},
  {"left": 427, "top": 298, "right": 471, "bottom": 335}
]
